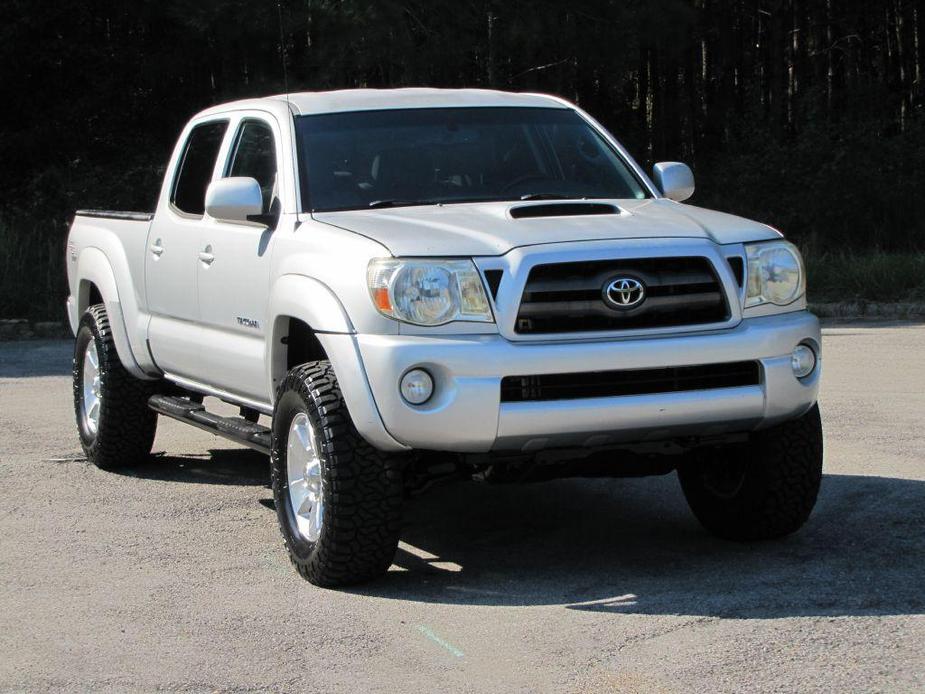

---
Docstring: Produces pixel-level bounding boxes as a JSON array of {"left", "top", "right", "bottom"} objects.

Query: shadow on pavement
[
  {"left": 100, "top": 444, "right": 924, "bottom": 619},
  {"left": 354, "top": 472, "right": 925, "bottom": 618},
  {"left": 116, "top": 448, "right": 270, "bottom": 487}
]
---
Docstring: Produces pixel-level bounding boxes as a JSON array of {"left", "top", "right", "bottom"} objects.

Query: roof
[{"left": 194, "top": 88, "right": 569, "bottom": 119}]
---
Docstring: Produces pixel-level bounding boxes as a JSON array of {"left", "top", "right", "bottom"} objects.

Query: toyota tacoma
[{"left": 66, "top": 88, "right": 823, "bottom": 586}]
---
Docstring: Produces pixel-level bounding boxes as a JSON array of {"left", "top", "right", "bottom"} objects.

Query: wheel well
[
  {"left": 272, "top": 317, "right": 328, "bottom": 395},
  {"left": 80, "top": 281, "right": 103, "bottom": 314},
  {"left": 282, "top": 317, "right": 327, "bottom": 373}
]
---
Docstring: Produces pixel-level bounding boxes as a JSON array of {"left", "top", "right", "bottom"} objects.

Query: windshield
[{"left": 295, "top": 107, "right": 650, "bottom": 212}]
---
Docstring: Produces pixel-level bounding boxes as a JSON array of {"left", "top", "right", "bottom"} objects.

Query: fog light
[
  {"left": 791, "top": 344, "right": 816, "bottom": 379},
  {"left": 400, "top": 368, "right": 434, "bottom": 405}
]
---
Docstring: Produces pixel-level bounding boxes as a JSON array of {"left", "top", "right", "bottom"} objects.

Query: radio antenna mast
[
  {"left": 276, "top": 0, "right": 300, "bottom": 222},
  {"left": 276, "top": 0, "right": 290, "bottom": 99}
]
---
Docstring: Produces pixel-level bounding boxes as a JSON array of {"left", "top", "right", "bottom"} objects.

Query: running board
[{"left": 148, "top": 394, "right": 272, "bottom": 455}]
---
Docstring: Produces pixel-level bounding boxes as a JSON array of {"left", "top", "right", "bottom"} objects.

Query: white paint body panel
[
  {"left": 196, "top": 88, "right": 571, "bottom": 118},
  {"left": 314, "top": 198, "right": 780, "bottom": 259}
]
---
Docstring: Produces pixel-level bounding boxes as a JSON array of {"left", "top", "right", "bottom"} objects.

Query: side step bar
[{"left": 148, "top": 394, "right": 272, "bottom": 455}]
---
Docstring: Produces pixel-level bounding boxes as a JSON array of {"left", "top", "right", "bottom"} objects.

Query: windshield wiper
[
  {"left": 369, "top": 197, "right": 511, "bottom": 208},
  {"left": 519, "top": 193, "right": 575, "bottom": 201},
  {"left": 368, "top": 194, "right": 588, "bottom": 208},
  {"left": 367, "top": 199, "right": 432, "bottom": 209}
]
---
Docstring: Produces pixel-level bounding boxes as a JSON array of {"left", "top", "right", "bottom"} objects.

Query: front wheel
[
  {"left": 678, "top": 404, "right": 823, "bottom": 540},
  {"left": 271, "top": 361, "right": 405, "bottom": 587}
]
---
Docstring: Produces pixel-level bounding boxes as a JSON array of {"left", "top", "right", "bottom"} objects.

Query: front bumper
[{"left": 352, "top": 311, "right": 821, "bottom": 453}]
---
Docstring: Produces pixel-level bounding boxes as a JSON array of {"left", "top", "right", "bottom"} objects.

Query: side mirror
[
  {"left": 652, "top": 162, "right": 695, "bottom": 202},
  {"left": 205, "top": 177, "right": 263, "bottom": 223}
]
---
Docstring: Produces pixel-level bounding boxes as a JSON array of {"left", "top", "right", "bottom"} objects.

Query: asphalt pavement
[{"left": 1, "top": 323, "right": 923, "bottom": 692}]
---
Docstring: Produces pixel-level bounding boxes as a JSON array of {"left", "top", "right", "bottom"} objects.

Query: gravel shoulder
[{"left": 1, "top": 325, "right": 923, "bottom": 693}]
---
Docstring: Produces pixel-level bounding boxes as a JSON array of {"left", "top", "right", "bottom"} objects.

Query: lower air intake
[{"left": 500, "top": 361, "right": 761, "bottom": 403}]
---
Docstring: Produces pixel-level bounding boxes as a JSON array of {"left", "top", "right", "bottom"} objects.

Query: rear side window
[
  {"left": 171, "top": 120, "right": 228, "bottom": 215},
  {"left": 227, "top": 120, "right": 277, "bottom": 213}
]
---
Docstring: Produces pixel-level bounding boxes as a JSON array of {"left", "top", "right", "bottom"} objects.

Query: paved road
[{"left": 1, "top": 324, "right": 923, "bottom": 693}]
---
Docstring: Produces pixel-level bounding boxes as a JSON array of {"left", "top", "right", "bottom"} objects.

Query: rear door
[
  {"left": 146, "top": 118, "right": 229, "bottom": 379},
  {"left": 195, "top": 114, "right": 281, "bottom": 403}
]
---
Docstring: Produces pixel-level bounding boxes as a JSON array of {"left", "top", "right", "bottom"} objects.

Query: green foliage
[
  {"left": 805, "top": 252, "right": 925, "bottom": 304},
  {"left": 696, "top": 94, "right": 925, "bottom": 251},
  {"left": 0, "top": 219, "right": 66, "bottom": 320}
]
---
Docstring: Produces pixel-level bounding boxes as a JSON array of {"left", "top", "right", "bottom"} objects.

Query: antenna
[
  {"left": 276, "top": 0, "right": 300, "bottom": 221},
  {"left": 276, "top": 0, "right": 290, "bottom": 99}
]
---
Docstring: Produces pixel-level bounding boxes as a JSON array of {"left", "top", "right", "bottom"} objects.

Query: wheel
[
  {"left": 678, "top": 404, "right": 823, "bottom": 540},
  {"left": 73, "top": 304, "right": 158, "bottom": 469},
  {"left": 271, "top": 361, "right": 405, "bottom": 586}
]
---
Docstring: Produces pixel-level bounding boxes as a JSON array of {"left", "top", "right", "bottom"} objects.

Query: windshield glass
[{"left": 295, "top": 107, "right": 649, "bottom": 212}]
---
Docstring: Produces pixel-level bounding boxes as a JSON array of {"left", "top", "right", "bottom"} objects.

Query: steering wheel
[
  {"left": 575, "top": 136, "right": 603, "bottom": 165},
  {"left": 501, "top": 174, "right": 551, "bottom": 193}
]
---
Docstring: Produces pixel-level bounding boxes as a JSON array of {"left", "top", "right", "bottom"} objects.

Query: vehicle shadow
[
  {"left": 103, "top": 444, "right": 925, "bottom": 619},
  {"left": 350, "top": 472, "right": 925, "bottom": 618},
  {"left": 117, "top": 448, "right": 270, "bottom": 487}
]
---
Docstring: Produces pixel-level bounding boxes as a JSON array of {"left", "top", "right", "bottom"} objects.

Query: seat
[{"left": 371, "top": 148, "right": 435, "bottom": 199}]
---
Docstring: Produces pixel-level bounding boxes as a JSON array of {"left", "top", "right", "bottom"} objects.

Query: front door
[
  {"left": 145, "top": 118, "right": 229, "bottom": 380},
  {"left": 195, "top": 117, "right": 280, "bottom": 403}
]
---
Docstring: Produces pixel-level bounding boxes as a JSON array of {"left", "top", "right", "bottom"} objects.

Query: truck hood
[{"left": 311, "top": 198, "right": 782, "bottom": 257}]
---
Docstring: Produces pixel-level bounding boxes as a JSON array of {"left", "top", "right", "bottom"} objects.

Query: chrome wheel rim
[
  {"left": 286, "top": 412, "right": 324, "bottom": 542},
  {"left": 81, "top": 341, "right": 102, "bottom": 436}
]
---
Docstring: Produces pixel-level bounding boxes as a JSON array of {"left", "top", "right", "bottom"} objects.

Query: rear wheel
[
  {"left": 678, "top": 404, "right": 823, "bottom": 540},
  {"left": 73, "top": 304, "right": 158, "bottom": 469},
  {"left": 271, "top": 361, "right": 405, "bottom": 586}
]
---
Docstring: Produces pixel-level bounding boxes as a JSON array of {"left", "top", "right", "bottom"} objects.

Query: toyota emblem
[{"left": 603, "top": 277, "right": 646, "bottom": 309}]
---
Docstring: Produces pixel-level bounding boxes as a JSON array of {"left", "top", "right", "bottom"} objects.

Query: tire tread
[
  {"left": 271, "top": 361, "right": 404, "bottom": 587},
  {"left": 73, "top": 304, "right": 157, "bottom": 469},
  {"left": 679, "top": 405, "right": 824, "bottom": 540}
]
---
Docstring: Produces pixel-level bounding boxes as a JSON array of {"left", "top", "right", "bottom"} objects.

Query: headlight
[
  {"left": 367, "top": 258, "right": 493, "bottom": 326},
  {"left": 744, "top": 240, "right": 806, "bottom": 307}
]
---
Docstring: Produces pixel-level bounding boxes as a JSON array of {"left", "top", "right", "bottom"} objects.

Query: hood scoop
[{"left": 510, "top": 202, "right": 619, "bottom": 219}]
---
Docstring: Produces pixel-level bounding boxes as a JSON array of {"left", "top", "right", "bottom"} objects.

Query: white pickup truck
[{"left": 66, "top": 88, "right": 822, "bottom": 586}]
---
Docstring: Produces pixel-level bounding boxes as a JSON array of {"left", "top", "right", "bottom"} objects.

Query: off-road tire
[
  {"left": 271, "top": 361, "right": 405, "bottom": 587},
  {"left": 678, "top": 404, "right": 823, "bottom": 540},
  {"left": 73, "top": 304, "right": 158, "bottom": 470}
]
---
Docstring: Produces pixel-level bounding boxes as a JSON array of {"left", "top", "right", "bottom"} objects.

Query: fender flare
[
  {"left": 266, "top": 274, "right": 355, "bottom": 395},
  {"left": 268, "top": 274, "right": 355, "bottom": 336},
  {"left": 266, "top": 274, "right": 408, "bottom": 452},
  {"left": 75, "top": 248, "right": 149, "bottom": 380}
]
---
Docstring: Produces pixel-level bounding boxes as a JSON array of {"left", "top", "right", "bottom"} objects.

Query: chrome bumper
[{"left": 349, "top": 311, "right": 821, "bottom": 453}]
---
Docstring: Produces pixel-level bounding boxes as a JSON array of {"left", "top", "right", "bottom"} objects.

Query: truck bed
[{"left": 66, "top": 210, "right": 155, "bottom": 358}]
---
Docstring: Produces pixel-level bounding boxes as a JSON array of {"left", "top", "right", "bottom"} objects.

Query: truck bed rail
[{"left": 75, "top": 209, "right": 154, "bottom": 222}]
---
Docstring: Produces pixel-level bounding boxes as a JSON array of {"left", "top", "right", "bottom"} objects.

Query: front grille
[
  {"left": 515, "top": 256, "right": 729, "bottom": 334},
  {"left": 500, "top": 361, "right": 761, "bottom": 403}
]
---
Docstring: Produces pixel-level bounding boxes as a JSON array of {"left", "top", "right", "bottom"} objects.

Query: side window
[
  {"left": 171, "top": 120, "right": 228, "bottom": 215},
  {"left": 227, "top": 120, "right": 277, "bottom": 213}
]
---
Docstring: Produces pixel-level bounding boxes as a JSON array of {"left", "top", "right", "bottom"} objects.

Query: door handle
[
  {"left": 198, "top": 246, "right": 215, "bottom": 265},
  {"left": 150, "top": 243, "right": 164, "bottom": 257}
]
